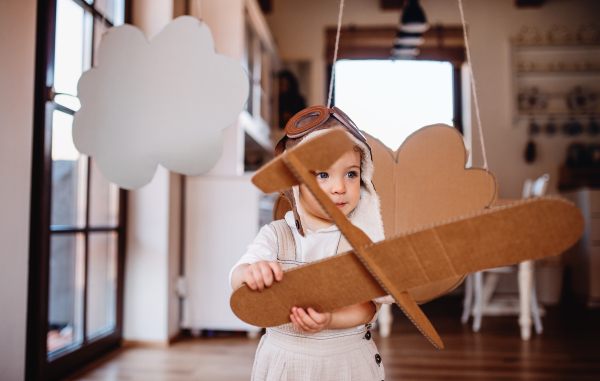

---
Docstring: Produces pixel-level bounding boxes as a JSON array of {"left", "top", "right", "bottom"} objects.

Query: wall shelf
[
  {"left": 517, "top": 70, "right": 600, "bottom": 77},
  {"left": 511, "top": 39, "right": 600, "bottom": 125},
  {"left": 515, "top": 43, "right": 600, "bottom": 51},
  {"left": 516, "top": 111, "right": 598, "bottom": 118}
]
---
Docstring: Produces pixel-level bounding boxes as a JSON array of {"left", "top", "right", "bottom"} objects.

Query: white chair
[
  {"left": 378, "top": 304, "right": 393, "bottom": 338},
  {"left": 461, "top": 174, "right": 549, "bottom": 340}
]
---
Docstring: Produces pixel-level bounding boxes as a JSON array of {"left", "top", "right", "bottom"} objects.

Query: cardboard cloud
[
  {"left": 72, "top": 16, "right": 249, "bottom": 189},
  {"left": 366, "top": 125, "right": 497, "bottom": 303}
]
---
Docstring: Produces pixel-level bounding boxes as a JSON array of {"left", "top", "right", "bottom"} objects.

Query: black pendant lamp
[
  {"left": 401, "top": 0, "right": 429, "bottom": 33},
  {"left": 391, "top": 0, "right": 429, "bottom": 59}
]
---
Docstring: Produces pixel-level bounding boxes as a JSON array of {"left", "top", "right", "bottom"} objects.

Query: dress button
[
  {"left": 295, "top": 220, "right": 300, "bottom": 229},
  {"left": 364, "top": 330, "right": 371, "bottom": 340},
  {"left": 375, "top": 353, "right": 382, "bottom": 365}
]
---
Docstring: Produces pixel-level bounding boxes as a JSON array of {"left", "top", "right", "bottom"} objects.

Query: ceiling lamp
[
  {"left": 395, "top": 30, "right": 425, "bottom": 46},
  {"left": 391, "top": 0, "right": 429, "bottom": 59},
  {"left": 401, "top": 0, "right": 429, "bottom": 33}
]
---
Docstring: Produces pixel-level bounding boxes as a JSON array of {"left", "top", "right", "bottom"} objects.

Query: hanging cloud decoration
[{"left": 73, "top": 16, "right": 249, "bottom": 189}]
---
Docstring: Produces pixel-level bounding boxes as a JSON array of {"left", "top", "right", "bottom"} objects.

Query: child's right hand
[{"left": 241, "top": 261, "right": 283, "bottom": 292}]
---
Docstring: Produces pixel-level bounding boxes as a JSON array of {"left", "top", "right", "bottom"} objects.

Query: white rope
[
  {"left": 327, "top": 0, "right": 345, "bottom": 109},
  {"left": 458, "top": 0, "right": 488, "bottom": 170},
  {"left": 99, "top": 0, "right": 108, "bottom": 34},
  {"left": 195, "top": 0, "right": 202, "bottom": 21}
]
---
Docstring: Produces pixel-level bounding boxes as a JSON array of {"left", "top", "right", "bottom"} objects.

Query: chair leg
[
  {"left": 473, "top": 271, "right": 483, "bottom": 332},
  {"left": 461, "top": 274, "right": 473, "bottom": 324},
  {"left": 531, "top": 273, "right": 543, "bottom": 334},
  {"left": 378, "top": 303, "right": 393, "bottom": 338},
  {"left": 481, "top": 272, "right": 501, "bottom": 308},
  {"left": 518, "top": 261, "right": 533, "bottom": 340}
]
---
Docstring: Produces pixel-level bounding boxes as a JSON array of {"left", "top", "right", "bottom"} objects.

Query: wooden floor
[{"left": 66, "top": 297, "right": 600, "bottom": 381}]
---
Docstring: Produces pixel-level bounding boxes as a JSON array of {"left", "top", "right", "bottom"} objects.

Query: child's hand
[
  {"left": 290, "top": 307, "right": 332, "bottom": 333},
  {"left": 241, "top": 261, "right": 282, "bottom": 292}
]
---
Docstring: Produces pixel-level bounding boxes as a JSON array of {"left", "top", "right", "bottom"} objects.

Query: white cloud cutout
[{"left": 72, "top": 16, "right": 249, "bottom": 189}]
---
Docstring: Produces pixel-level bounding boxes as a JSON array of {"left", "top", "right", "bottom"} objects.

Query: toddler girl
[{"left": 230, "top": 106, "right": 391, "bottom": 380}]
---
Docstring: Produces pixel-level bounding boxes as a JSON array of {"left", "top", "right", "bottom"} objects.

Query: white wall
[
  {"left": 265, "top": 0, "right": 600, "bottom": 197},
  {"left": 182, "top": 175, "right": 262, "bottom": 331},
  {"left": 0, "top": 0, "right": 37, "bottom": 379},
  {"left": 131, "top": 0, "right": 175, "bottom": 40}
]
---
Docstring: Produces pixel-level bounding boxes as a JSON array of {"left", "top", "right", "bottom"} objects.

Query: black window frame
[{"left": 26, "top": 1, "right": 130, "bottom": 380}]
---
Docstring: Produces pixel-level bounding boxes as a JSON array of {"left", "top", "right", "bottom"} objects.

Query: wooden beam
[
  {"left": 325, "top": 26, "right": 466, "bottom": 66},
  {"left": 516, "top": 0, "right": 546, "bottom": 8},
  {"left": 380, "top": 0, "right": 405, "bottom": 10}
]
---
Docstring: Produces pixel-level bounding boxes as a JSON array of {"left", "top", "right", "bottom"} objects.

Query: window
[
  {"left": 326, "top": 25, "right": 466, "bottom": 148},
  {"left": 334, "top": 60, "right": 455, "bottom": 149},
  {"left": 27, "top": 1, "right": 128, "bottom": 380}
]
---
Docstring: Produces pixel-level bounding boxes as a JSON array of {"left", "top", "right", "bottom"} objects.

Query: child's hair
[
  {"left": 352, "top": 145, "right": 365, "bottom": 187},
  {"left": 352, "top": 145, "right": 363, "bottom": 162}
]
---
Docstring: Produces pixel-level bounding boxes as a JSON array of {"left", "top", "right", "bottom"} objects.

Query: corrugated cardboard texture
[{"left": 366, "top": 125, "right": 497, "bottom": 303}]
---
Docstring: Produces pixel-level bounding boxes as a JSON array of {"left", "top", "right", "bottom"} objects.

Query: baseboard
[
  {"left": 121, "top": 330, "right": 182, "bottom": 348},
  {"left": 169, "top": 330, "right": 183, "bottom": 344},
  {"left": 587, "top": 297, "right": 600, "bottom": 309}
]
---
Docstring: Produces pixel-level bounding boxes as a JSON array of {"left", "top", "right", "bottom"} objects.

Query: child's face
[{"left": 299, "top": 149, "right": 361, "bottom": 221}]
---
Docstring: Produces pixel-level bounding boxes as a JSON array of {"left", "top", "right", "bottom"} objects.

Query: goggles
[{"left": 275, "top": 105, "right": 371, "bottom": 158}]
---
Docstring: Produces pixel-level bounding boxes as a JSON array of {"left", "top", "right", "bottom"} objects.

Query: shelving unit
[
  {"left": 242, "top": 2, "right": 279, "bottom": 170},
  {"left": 511, "top": 41, "right": 600, "bottom": 124}
]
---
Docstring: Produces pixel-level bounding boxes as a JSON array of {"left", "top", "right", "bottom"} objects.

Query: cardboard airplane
[{"left": 230, "top": 127, "right": 584, "bottom": 349}]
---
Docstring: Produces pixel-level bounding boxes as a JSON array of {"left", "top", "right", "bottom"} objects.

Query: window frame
[
  {"left": 26, "top": 1, "right": 130, "bottom": 380},
  {"left": 325, "top": 25, "right": 465, "bottom": 134}
]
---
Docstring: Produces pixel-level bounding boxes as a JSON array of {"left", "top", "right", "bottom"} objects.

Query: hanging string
[
  {"left": 195, "top": 0, "right": 203, "bottom": 22},
  {"left": 327, "top": 0, "right": 345, "bottom": 109},
  {"left": 458, "top": 0, "right": 488, "bottom": 170},
  {"left": 99, "top": 0, "right": 108, "bottom": 33}
]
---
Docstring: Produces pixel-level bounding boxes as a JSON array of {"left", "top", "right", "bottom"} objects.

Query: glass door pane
[
  {"left": 89, "top": 159, "right": 120, "bottom": 227},
  {"left": 51, "top": 110, "right": 88, "bottom": 228},
  {"left": 94, "top": 0, "right": 126, "bottom": 26},
  {"left": 54, "top": 0, "right": 93, "bottom": 99},
  {"left": 48, "top": 233, "right": 86, "bottom": 355},
  {"left": 86, "top": 232, "right": 118, "bottom": 339}
]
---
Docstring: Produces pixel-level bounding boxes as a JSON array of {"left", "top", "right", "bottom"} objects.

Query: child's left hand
[{"left": 290, "top": 306, "right": 332, "bottom": 333}]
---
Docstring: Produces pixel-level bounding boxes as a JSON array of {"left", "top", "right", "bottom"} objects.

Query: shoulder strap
[{"left": 270, "top": 219, "right": 298, "bottom": 271}]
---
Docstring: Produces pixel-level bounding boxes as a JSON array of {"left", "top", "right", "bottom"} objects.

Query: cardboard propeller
[{"left": 230, "top": 129, "right": 585, "bottom": 349}]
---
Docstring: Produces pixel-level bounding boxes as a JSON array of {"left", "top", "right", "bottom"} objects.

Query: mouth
[{"left": 336, "top": 202, "right": 347, "bottom": 208}]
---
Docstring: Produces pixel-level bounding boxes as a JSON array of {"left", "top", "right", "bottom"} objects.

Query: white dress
[{"left": 231, "top": 212, "right": 386, "bottom": 381}]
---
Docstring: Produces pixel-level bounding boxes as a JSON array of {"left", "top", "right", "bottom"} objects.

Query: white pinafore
[{"left": 251, "top": 220, "right": 385, "bottom": 381}]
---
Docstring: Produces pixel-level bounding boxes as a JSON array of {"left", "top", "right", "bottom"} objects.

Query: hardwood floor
[{"left": 66, "top": 297, "right": 600, "bottom": 381}]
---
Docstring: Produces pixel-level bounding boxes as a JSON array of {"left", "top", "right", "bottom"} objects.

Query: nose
[{"left": 330, "top": 178, "right": 346, "bottom": 195}]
